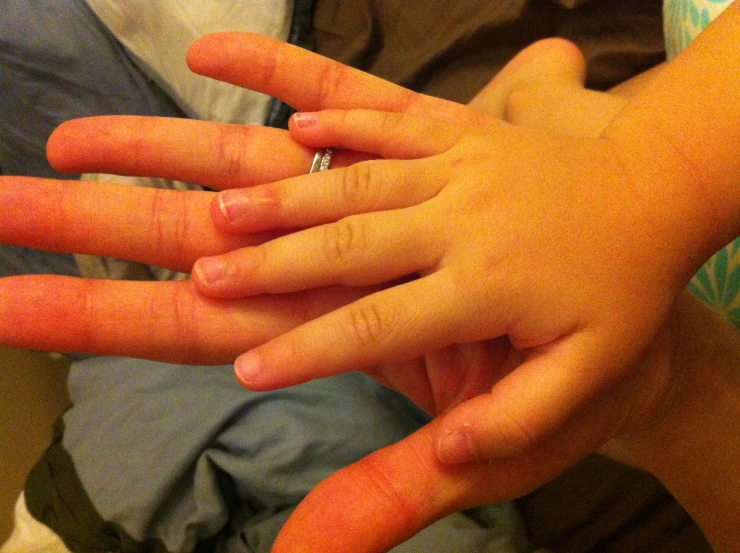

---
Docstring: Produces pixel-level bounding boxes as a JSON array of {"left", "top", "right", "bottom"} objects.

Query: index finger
[{"left": 186, "top": 32, "right": 489, "bottom": 127}]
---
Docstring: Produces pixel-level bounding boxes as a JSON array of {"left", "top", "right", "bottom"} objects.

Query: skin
[
  {"left": 191, "top": 6, "right": 740, "bottom": 468},
  {"left": 0, "top": 32, "right": 737, "bottom": 551}
]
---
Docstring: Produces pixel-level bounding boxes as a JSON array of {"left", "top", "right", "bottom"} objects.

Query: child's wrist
[{"left": 601, "top": 109, "right": 731, "bottom": 285}]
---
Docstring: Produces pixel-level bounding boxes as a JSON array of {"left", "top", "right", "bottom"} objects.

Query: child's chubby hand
[{"left": 192, "top": 41, "right": 703, "bottom": 465}]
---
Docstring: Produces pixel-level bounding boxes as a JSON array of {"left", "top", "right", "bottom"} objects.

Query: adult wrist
[{"left": 602, "top": 293, "right": 740, "bottom": 552}]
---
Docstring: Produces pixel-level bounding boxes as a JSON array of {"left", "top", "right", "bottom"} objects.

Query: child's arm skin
[{"left": 192, "top": 5, "right": 740, "bottom": 466}]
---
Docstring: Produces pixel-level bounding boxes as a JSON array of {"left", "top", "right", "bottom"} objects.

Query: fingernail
[
  {"left": 437, "top": 431, "right": 474, "bottom": 465},
  {"left": 291, "top": 112, "right": 319, "bottom": 128},
  {"left": 194, "top": 256, "right": 225, "bottom": 285},
  {"left": 219, "top": 190, "right": 249, "bottom": 223},
  {"left": 235, "top": 352, "right": 262, "bottom": 387},
  {"left": 219, "top": 190, "right": 276, "bottom": 224}
]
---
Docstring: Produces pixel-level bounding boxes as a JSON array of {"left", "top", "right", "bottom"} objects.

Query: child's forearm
[
  {"left": 604, "top": 2, "right": 740, "bottom": 275},
  {"left": 604, "top": 294, "right": 740, "bottom": 553}
]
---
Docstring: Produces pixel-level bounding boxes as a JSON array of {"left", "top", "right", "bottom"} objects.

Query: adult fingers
[
  {"left": 211, "top": 158, "right": 439, "bottom": 234},
  {"left": 186, "top": 32, "right": 489, "bottom": 127},
  {"left": 232, "top": 272, "right": 506, "bottom": 391},
  {"left": 0, "top": 275, "right": 369, "bottom": 364},
  {"left": 0, "top": 176, "right": 257, "bottom": 272},
  {"left": 194, "top": 206, "right": 441, "bottom": 298},
  {"left": 47, "top": 116, "right": 362, "bottom": 190}
]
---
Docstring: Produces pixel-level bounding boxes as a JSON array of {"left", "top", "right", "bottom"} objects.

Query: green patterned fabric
[
  {"left": 664, "top": 0, "right": 734, "bottom": 58},
  {"left": 689, "top": 239, "right": 740, "bottom": 330},
  {"left": 664, "top": 0, "right": 740, "bottom": 330}
]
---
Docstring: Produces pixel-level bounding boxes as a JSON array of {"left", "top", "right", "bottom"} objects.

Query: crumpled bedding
[{"left": 7, "top": 358, "right": 541, "bottom": 553}]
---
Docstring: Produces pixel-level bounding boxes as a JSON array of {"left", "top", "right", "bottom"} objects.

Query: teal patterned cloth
[
  {"left": 663, "top": 0, "right": 740, "bottom": 330},
  {"left": 664, "top": 0, "right": 733, "bottom": 58}
]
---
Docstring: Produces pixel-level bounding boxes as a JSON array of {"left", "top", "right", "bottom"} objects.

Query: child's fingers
[
  {"left": 232, "top": 271, "right": 505, "bottom": 391},
  {"left": 434, "top": 335, "right": 623, "bottom": 463},
  {"left": 187, "top": 32, "right": 487, "bottom": 127},
  {"left": 289, "top": 109, "right": 466, "bottom": 159},
  {"left": 193, "top": 207, "right": 441, "bottom": 298},
  {"left": 212, "top": 158, "right": 444, "bottom": 234}
]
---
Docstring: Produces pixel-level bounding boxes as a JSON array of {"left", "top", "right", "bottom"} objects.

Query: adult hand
[{"left": 0, "top": 32, "right": 488, "bottom": 363}]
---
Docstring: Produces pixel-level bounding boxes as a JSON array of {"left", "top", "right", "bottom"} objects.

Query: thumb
[
  {"left": 271, "top": 418, "right": 541, "bottom": 553},
  {"left": 468, "top": 38, "right": 586, "bottom": 117},
  {"left": 271, "top": 387, "right": 620, "bottom": 553},
  {"left": 271, "top": 422, "right": 460, "bottom": 553},
  {"left": 435, "top": 336, "right": 630, "bottom": 464}
]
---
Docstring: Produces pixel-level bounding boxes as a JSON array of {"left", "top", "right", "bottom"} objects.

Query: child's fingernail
[
  {"left": 291, "top": 112, "right": 319, "bottom": 128},
  {"left": 194, "top": 256, "right": 225, "bottom": 285},
  {"left": 219, "top": 190, "right": 248, "bottom": 223},
  {"left": 219, "top": 190, "right": 276, "bottom": 223},
  {"left": 235, "top": 352, "right": 261, "bottom": 387},
  {"left": 436, "top": 431, "right": 474, "bottom": 465}
]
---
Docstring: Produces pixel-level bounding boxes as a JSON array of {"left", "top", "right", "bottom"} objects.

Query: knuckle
[
  {"left": 381, "top": 110, "right": 413, "bottom": 136},
  {"left": 495, "top": 408, "right": 537, "bottom": 457},
  {"left": 394, "top": 88, "right": 420, "bottom": 115},
  {"left": 344, "top": 299, "right": 390, "bottom": 349},
  {"left": 355, "top": 457, "right": 416, "bottom": 528},
  {"left": 503, "top": 84, "right": 547, "bottom": 125},
  {"left": 149, "top": 188, "right": 189, "bottom": 266},
  {"left": 315, "top": 61, "right": 347, "bottom": 109},
  {"left": 168, "top": 283, "right": 205, "bottom": 362},
  {"left": 214, "top": 125, "right": 250, "bottom": 185},
  {"left": 321, "top": 217, "right": 367, "bottom": 266},
  {"left": 336, "top": 162, "right": 377, "bottom": 208}
]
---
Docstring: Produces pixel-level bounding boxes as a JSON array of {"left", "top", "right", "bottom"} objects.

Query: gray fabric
[
  {"left": 0, "top": 0, "right": 184, "bottom": 278},
  {"left": 0, "top": 0, "right": 185, "bottom": 179}
]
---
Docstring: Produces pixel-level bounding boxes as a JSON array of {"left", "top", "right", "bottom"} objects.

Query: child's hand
[{"left": 193, "top": 59, "right": 705, "bottom": 465}]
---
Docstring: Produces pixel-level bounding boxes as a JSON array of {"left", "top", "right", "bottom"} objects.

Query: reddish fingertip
[
  {"left": 186, "top": 31, "right": 243, "bottom": 73},
  {"left": 46, "top": 120, "right": 81, "bottom": 173}
]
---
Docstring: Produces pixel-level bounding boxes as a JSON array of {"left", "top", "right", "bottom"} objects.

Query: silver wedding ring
[{"left": 309, "top": 148, "right": 333, "bottom": 173}]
